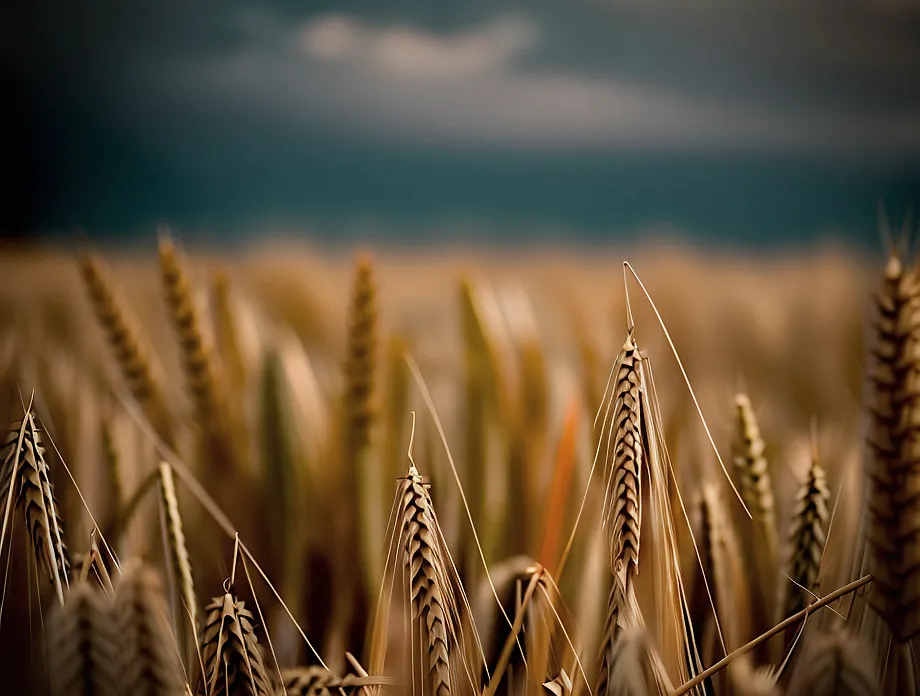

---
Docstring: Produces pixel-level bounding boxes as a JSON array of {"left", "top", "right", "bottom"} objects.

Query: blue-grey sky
[{"left": 3, "top": 0, "right": 920, "bottom": 246}]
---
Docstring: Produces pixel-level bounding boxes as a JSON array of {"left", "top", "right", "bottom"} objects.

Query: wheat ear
[
  {"left": 602, "top": 331, "right": 643, "bottom": 587},
  {"left": 46, "top": 581, "right": 120, "bottom": 696},
  {"left": 732, "top": 393, "right": 779, "bottom": 564},
  {"left": 732, "top": 393, "right": 779, "bottom": 646},
  {"left": 211, "top": 269, "right": 248, "bottom": 400},
  {"left": 786, "top": 631, "right": 880, "bottom": 696},
  {"left": 2, "top": 413, "right": 71, "bottom": 601},
  {"left": 398, "top": 463, "right": 458, "bottom": 696},
  {"left": 783, "top": 441, "right": 830, "bottom": 622},
  {"left": 197, "top": 590, "right": 273, "bottom": 696},
  {"left": 864, "top": 253, "right": 920, "bottom": 642},
  {"left": 78, "top": 251, "right": 174, "bottom": 447},
  {"left": 116, "top": 560, "right": 187, "bottom": 696},
  {"left": 158, "top": 462, "right": 199, "bottom": 657},
  {"left": 596, "top": 332, "right": 645, "bottom": 696},
  {"left": 158, "top": 233, "right": 222, "bottom": 428}
]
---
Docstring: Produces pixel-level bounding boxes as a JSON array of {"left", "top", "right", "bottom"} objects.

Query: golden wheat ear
[
  {"left": 46, "top": 581, "right": 120, "bottom": 696},
  {"left": 116, "top": 560, "right": 187, "bottom": 696},
  {"left": 1, "top": 412, "right": 71, "bottom": 602},
  {"left": 158, "top": 462, "right": 199, "bottom": 663},
  {"left": 786, "top": 631, "right": 881, "bottom": 696},
  {"left": 863, "top": 253, "right": 920, "bottom": 644},
  {"left": 197, "top": 589, "right": 274, "bottom": 696},
  {"left": 78, "top": 250, "right": 175, "bottom": 447},
  {"left": 782, "top": 440, "right": 830, "bottom": 625}
]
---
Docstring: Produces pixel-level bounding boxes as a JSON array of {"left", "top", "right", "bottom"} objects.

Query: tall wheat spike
[
  {"left": 786, "top": 631, "right": 880, "bottom": 696},
  {"left": 602, "top": 331, "right": 643, "bottom": 587},
  {"left": 197, "top": 590, "right": 273, "bottom": 696},
  {"left": 1, "top": 413, "right": 71, "bottom": 601},
  {"left": 46, "top": 581, "right": 120, "bottom": 696},
  {"left": 78, "top": 251, "right": 174, "bottom": 442},
  {"left": 158, "top": 462, "right": 199, "bottom": 655},
  {"left": 116, "top": 561, "right": 187, "bottom": 696},
  {"left": 397, "top": 462, "right": 458, "bottom": 696},
  {"left": 731, "top": 393, "right": 779, "bottom": 647},
  {"left": 341, "top": 253, "right": 381, "bottom": 657},
  {"left": 864, "top": 252, "right": 920, "bottom": 643},
  {"left": 783, "top": 440, "right": 830, "bottom": 622},
  {"left": 158, "top": 233, "right": 223, "bottom": 430},
  {"left": 596, "top": 332, "right": 645, "bottom": 696},
  {"left": 211, "top": 269, "right": 248, "bottom": 401},
  {"left": 732, "top": 393, "right": 779, "bottom": 565}
]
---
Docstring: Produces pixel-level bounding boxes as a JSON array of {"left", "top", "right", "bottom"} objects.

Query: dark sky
[{"left": 3, "top": 0, "right": 920, "bottom": 246}]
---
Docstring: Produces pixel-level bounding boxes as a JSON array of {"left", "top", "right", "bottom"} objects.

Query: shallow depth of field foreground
[{"left": 1, "top": 233, "right": 918, "bottom": 696}]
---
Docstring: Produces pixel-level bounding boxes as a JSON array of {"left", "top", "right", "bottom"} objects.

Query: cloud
[
  {"left": 299, "top": 13, "right": 537, "bottom": 80},
  {"left": 128, "top": 8, "right": 920, "bottom": 154}
]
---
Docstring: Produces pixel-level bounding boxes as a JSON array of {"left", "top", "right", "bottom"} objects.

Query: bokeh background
[{"left": 3, "top": 0, "right": 919, "bottom": 247}]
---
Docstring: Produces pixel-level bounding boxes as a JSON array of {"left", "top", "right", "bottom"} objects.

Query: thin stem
[{"left": 671, "top": 575, "right": 873, "bottom": 696}]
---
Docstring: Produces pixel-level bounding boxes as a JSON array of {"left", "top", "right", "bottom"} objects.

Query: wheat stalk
[{"left": 280, "top": 666, "right": 394, "bottom": 695}]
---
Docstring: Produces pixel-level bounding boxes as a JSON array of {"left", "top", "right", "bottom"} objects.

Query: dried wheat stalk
[
  {"left": 786, "top": 631, "right": 880, "bottom": 696},
  {"left": 116, "top": 561, "right": 187, "bottom": 696},
  {"left": 865, "top": 253, "right": 920, "bottom": 642},
  {"left": 46, "top": 582, "right": 120, "bottom": 696},
  {"left": 197, "top": 590, "right": 273, "bottom": 696},
  {"left": 280, "top": 666, "right": 392, "bottom": 696}
]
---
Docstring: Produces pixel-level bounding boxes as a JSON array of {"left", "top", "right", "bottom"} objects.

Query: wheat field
[{"left": 0, "top": 230, "right": 913, "bottom": 695}]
